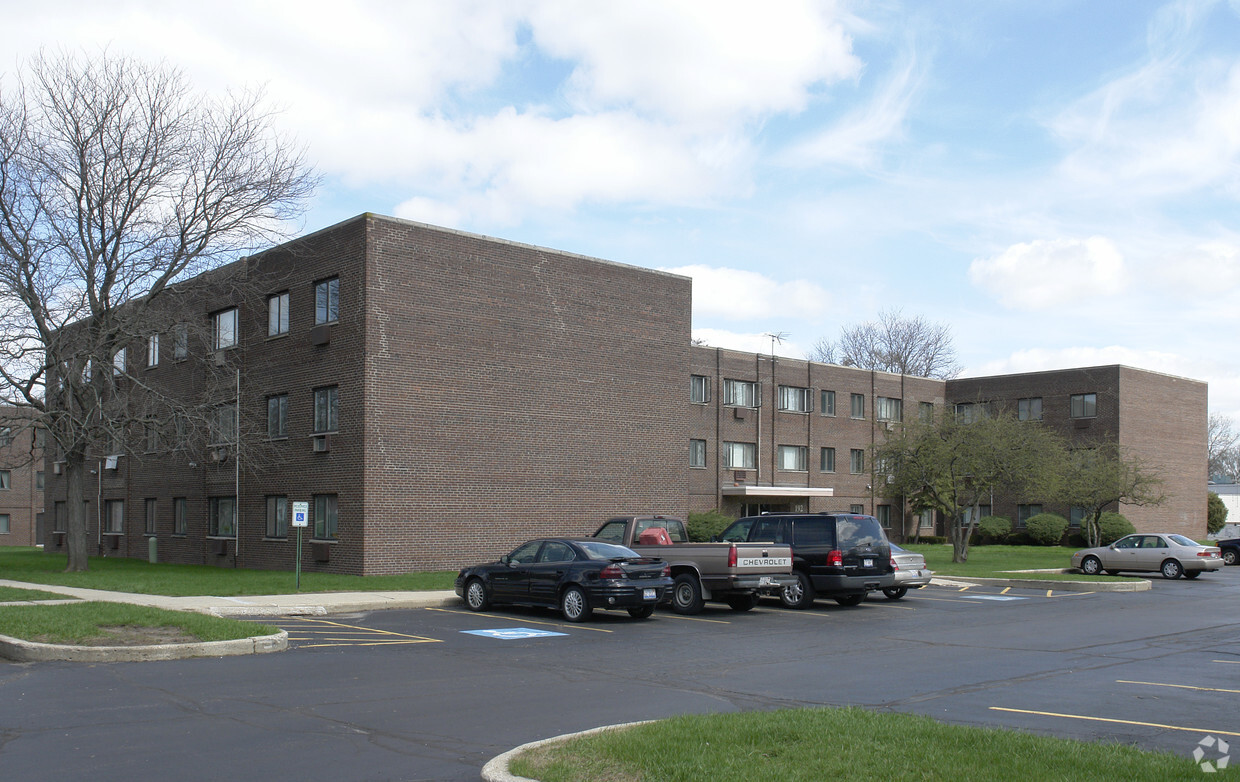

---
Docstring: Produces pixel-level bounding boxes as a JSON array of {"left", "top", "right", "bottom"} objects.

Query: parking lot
[{"left": 5, "top": 568, "right": 1240, "bottom": 781}]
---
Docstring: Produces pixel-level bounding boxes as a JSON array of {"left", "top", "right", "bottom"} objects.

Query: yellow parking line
[
  {"left": 425, "top": 606, "right": 615, "bottom": 632},
  {"left": 990, "top": 707, "right": 1240, "bottom": 737},
  {"left": 1000, "top": 587, "right": 1010, "bottom": 594},
  {"left": 1119, "top": 680, "right": 1240, "bottom": 695},
  {"left": 957, "top": 584, "right": 974, "bottom": 592}
]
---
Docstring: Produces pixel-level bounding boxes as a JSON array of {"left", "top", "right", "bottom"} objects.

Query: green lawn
[
  {"left": 0, "top": 586, "right": 75, "bottom": 602},
  {"left": 511, "top": 707, "right": 1204, "bottom": 782},
  {"left": 0, "top": 547, "right": 457, "bottom": 596},
  {"left": 903, "top": 543, "right": 1137, "bottom": 581},
  {"left": 0, "top": 601, "right": 274, "bottom": 643}
]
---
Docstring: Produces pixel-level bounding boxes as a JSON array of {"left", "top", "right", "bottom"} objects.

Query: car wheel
[
  {"left": 1080, "top": 555, "right": 1102, "bottom": 576},
  {"left": 726, "top": 592, "right": 760, "bottom": 612},
  {"left": 882, "top": 586, "right": 908, "bottom": 600},
  {"left": 834, "top": 593, "right": 865, "bottom": 607},
  {"left": 1183, "top": 570, "right": 1201, "bottom": 580},
  {"left": 671, "top": 574, "right": 705, "bottom": 615},
  {"left": 560, "top": 585, "right": 593, "bottom": 622},
  {"left": 627, "top": 605, "right": 655, "bottom": 619},
  {"left": 780, "top": 571, "right": 815, "bottom": 610},
  {"left": 464, "top": 578, "right": 490, "bottom": 611},
  {"left": 1160, "top": 559, "right": 1183, "bottom": 580},
  {"left": 1225, "top": 550, "right": 1238, "bottom": 566}
]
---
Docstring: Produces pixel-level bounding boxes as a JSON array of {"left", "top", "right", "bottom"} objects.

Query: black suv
[{"left": 720, "top": 513, "right": 895, "bottom": 607}]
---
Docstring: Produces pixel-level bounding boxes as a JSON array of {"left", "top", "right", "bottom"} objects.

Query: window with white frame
[
  {"left": 104, "top": 499, "right": 124, "bottom": 533},
  {"left": 723, "top": 379, "right": 759, "bottom": 408},
  {"left": 315, "top": 277, "right": 339, "bottom": 325},
  {"left": 778, "top": 445, "right": 808, "bottom": 471},
  {"left": 0, "top": 514, "right": 8, "bottom": 534},
  {"left": 209, "top": 496, "right": 236, "bottom": 537},
  {"left": 147, "top": 334, "right": 159, "bottom": 367},
  {"left": 820, "top": 446, "right": 836, "bottom": 473},
  {"left": 778, "top": 385, "right": 813, "bottom": 413},
  {"left": 690, "top": 375, "right": 711, "bottom": 404},
  {"left": 314, "top": 493, "right": 338, "bottom": 539},
  {"left": 266, "top": 495, "right": 288, "bottom": 538},
  {"left": 1070, "top": 393, "right": 1097, "bottom": 419},
  {"left": 268, "top": 291, "right": 290, "bottom": 336},
  {"left": 877, "top": 397, "right": 903, "bottom": 422},
  {"left": 850, "top": 449, "right": 865, "bottom": 474},
  {"left": 112, "top": 347, "right": 127, "bottom": 376},
  {"left": 821, "top": 390, "right": 836, "bottom": 416},
  {"left": 850, "top": 393, "right": 865, "bottom": 419},
  {"left": 919, "top": 509, "right": 934, "bottom": 528},
  {"left": 213, "top": 308, "right": 238, "bottom": 349},
  {"left": 0, "top": 470, "right": 8, "bottom": 489},
  {"left": 689, "top": 439, "right": 707, "bottom": 468},
  {"left": 1018, "top": 397, "right": 1043, "bottom": 421},
  {"left": 723, "top": 441, "right": 756, "bottom": 469},
  {"left": 314, "top": 386, "right": 339, "bottom": 433}
]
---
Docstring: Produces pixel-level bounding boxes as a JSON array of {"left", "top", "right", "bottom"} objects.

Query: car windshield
[
  {"left": 1168, "top": 534, "right": 1200, "bottom": 547},
  {"left": 577, "top": 541, "right": 640, "bottom": 560}
]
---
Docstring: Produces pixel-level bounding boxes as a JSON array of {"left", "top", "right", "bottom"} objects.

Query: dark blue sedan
[{"left": 455, "top": 538, "right": 672, "bottom": 622}]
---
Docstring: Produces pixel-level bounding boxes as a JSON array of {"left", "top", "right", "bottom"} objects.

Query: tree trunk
[{"left": 64, "top": 455, "right": 91, "bottom": 572}]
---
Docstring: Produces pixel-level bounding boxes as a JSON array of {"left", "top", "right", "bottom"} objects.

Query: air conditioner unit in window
[
  {"left": 310, "top": 324, "right": 331, "bottom": 346},
  {"left": 210, "top": 446, "right": 228, "bottom": 463},
  {"left": 52, "top": 462, "right": 63, "bottom": 475},
  {"left": 312, "top": 434, "right": 331, "bottom": 453},
  {"left": 211, "top": 350, "right": 227, "bottom": 367}
]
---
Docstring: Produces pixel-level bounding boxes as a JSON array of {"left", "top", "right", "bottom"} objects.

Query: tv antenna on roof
[{"left": 764, "top": 331, "right": 789, "bottom": 356}]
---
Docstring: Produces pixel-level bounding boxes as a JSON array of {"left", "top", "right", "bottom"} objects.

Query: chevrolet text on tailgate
[{"left": 592, "top": 516, "right": 796, "bottom": 615}]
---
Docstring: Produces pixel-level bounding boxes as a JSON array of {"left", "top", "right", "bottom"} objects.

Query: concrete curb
[
  {"left": 0, "top": 629, "right": 288, "bottom": 663},
  {"left": 481, "top": 721, "right": 653, "bottom": 782},
  {"left": 932, "top": 575, "right": 1151, "bottom": 592}
]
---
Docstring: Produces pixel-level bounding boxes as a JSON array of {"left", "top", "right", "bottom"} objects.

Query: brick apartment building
[
  {"left": 41, "top": 213, "right": 1207, "bottom": 571},
  {"left": 689, "top": 351, "right": 1207, "bottom": 540},
  {"left": 0, "top": 409, "right": 44, "bottom": 546}
]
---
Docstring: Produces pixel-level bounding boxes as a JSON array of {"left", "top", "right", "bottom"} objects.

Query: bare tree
[
  {"left": 811, "top": 309, "right": 963, "bottom": 379},
  {"left": 1209, "top": 413, "right": 1240, "bottom": 481},
  {"left": 0, "top": 50, "right": 316, "bottom": 571}
]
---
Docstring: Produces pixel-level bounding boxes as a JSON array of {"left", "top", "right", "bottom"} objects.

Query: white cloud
[
  {"left": 663, "top": 265, "right": 830, "bottom": 323},
  {"left": 968, "top": 237, "right": 1125, "bottom": 311}
]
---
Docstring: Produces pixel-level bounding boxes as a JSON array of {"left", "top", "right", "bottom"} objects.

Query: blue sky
[{"left": 6, "top": 0, "right": 1240, "bottom": 416}]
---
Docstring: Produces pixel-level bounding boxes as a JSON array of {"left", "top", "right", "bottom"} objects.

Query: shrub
[
  {"left": 687, "top": 510, "right": 735, "bottom": 542},
  {"left": 1024, "top": 513, "right": 1069, "bottom": 546},
  {"left": 976, "top": 516, "right": 1012, "bottom": 544},
  {"left": 1097, "top": 512, "right": 1135, "bottom": 544},
  {"left": 1208, "top": 492, "right": 1228, "bottom": 535},
  {"left": 909, "top": 535, "right": 948, "bottom": 545}
]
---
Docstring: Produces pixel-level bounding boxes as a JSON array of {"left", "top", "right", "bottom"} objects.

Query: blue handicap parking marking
[
  {"left": 462, "top": 627, "right": 569, "bottom": 640},
  {"left": 969, "top": 595, "right": 1027, "bottom": 601}
]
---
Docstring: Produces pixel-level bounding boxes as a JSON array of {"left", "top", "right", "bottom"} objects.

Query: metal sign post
[{"left": 292, "top": 501, "right": 309, "bottom": 590}]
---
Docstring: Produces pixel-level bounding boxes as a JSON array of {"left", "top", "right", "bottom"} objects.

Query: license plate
[
  {"left": 643, "top": 589, "right": 657, "bottom": 601},
  {"left": 863, "top": 558, "right": 874, "bottom": 568},
  {"left": 759, "top": 576, "right": 775, "bottom": 587}
]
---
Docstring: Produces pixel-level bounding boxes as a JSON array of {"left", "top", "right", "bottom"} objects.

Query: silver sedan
[
  {"left": 881, "top": 542, "right": 933, "bottom": 600},
  {"left": 1072, "top": 533, "right": 1222, "bottom": 579}
]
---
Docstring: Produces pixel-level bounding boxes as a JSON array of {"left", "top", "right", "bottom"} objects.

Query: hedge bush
[
  {"left": 976, "top": 516, "right": 1012, "bottom": 544},
  {"left": 1097, "top": 512, "right": 1135, "bottom": 544},
  {"left": 687, "top": 510, "right": 735, "bottom": 542},
  {"left": 1025, "top": 513, "right": 1069, "bottom": 546}
]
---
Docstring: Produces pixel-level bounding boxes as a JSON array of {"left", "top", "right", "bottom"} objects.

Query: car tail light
[
  {"left": 661, "top": 562, "right": 671, "bottom": 577},
  {"left": 828, "top": 550, "right": 843, "bottom": 567},
  {"left": 599, "top": 564, "right": 626, "bottom": 579},
  {"left": 728, "top": 545, "right": 737, "bottom": 568},
  {"left": 1198, "top": 551, "right": 1218, "bottom": 558},
  {"left": 890, "top": 558, "right": 899, "bottom": 571}
]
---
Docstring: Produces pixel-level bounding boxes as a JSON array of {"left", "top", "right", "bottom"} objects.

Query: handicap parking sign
[
  {"left": 292, "top": 501, "right": 308, "bottom": 528},
  {"left": 461, "top": 628, "right": 568, "bottom": 640}
]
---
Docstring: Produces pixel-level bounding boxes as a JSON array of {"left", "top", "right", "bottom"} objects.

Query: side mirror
[{"left": 499, "top": 554, "right": 510, "bottom": 565}]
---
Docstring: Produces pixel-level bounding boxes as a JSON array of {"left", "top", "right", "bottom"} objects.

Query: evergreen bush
[{"left": 1025, "top": 513, "right": 1069, "bottom": 546}]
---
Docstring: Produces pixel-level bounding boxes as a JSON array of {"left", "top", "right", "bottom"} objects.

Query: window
[
  {"left": 723, "top": 441, "right": 756, "bottom": 469},
  {"left": 315, "top": 277, "right": 339, "bottom": 325},
  {"left": 213, "top": 308, "right": 238, "bottom": 350},
  {"left": 268, "top": 291, "right": 290, "bottom": 336},
  {"left": 850, "top": 393, "right": 865, "bottom": 419},
  {"left": 777, "top": 445, "right": 808, "bottom": 472},
  {"left": 955, "top": 402, "right": 992, "bottom": 423},
  {"left": 850, "top": 449, "right": 865, "bottom": 474},
  {"left": 1070, "top": 393, "right": 1097, "bottom": 419},
  {"left": 144, "top": 421, "right": 160, "bottom": 453},
  {"left": 35, "top": 471, "right": 44, "bottom": 490},
  {"left": 723, "top": 379, "right": 759, "bottom": 408},
  {"left": 0, "top": 427, "right": 9, "bottom": 447},
  {"left": 268, "top": 394, "right": 288, "bottom": 438},
  {"left": 174, "top": 497, "right": 187, "bottom": 535},
  {"left": 0, "top": 515, "right": 8, "bottom": 534},
  {"left": 0, "top": 470, "right": 9, "bottom": 490},
  {"left": 209, "top": 496, "right": 236, "bottom": 537},
  {"left": 1016, "top": 504, "right": 1042, "bottom": 528},
  {"left": 314, "top": 494, "right": 338, "bottom": 539},
  {"left": 34, "top": 427, "right": 46, "bottom": 448},
  {"left": 820, "top": 447, "right": 836, "bottom": 473},
  {"left": 877, "top": 397, "right": 903, "bottom": 422},
  {"left": 214, "top": 404, "right": 237, "bottom": 444},
  {"left": 112, "top": 347, "right": 127, "bottom": 376},
  {"left": 173, "top": 324, "right": 188, "bottom": 360},
  {"left": 147, "top": 334, "right": 159, "bottom": 367},
  {"left": 689, "top": 439, "right": 706, "bottom": 469},
  {"left": 104, "top": 499, "right": 124, "bottom": 533},
  {"left": 538, "top": 541, "right": 574, "bottom": 563},
  {"left": 1070, "top": 507, "right": 1087, "bottom": 528},
  {"left": 919, "top": 401, "right": 935, "bottom": 423},
  {"left": 821, "top": 390, "right": 836, "bottom": 416},
  {"left": 876, "top": 505, "right": 891, "bottom": 528},
  {"left": 919, "top": 509, "right": 934, "bottom": 529},
  {"left": 145, "top": 498, "right": 157, "bottom": 535},
  {"left": 690, "top": 375, "right": 711, "bottom": 404},
  {"left": 849, "top": 504, "right": 864, "bottom": 514},
  {"left": 777, "top": 386, "right": 813, "bottom": 413},
  {"left": 314, "top": 387, "right": 339, "bottom": 433},
  {"left": 266, "top": 496, "right": 288, "bottom": 538},
  {"left": 1018, "top": 397, "right": 1043, "bottom": 421}
]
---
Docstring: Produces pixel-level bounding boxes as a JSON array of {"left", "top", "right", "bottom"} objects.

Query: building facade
[
  {"left": 41, "top": 214, "right": 1208, "bottom": 570},
  {"left": 0, "top": 409, "right": 44, "bottom": 546}
]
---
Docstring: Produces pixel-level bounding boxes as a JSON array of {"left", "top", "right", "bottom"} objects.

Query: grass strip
[
  {"left": 0, "top": 601, "right": 275, "bottom": 644},
  {"left": 0, "top": 547, "right": 456, "bottom": 596},
  {"left": 0, "top": 586, "right": 76, "bottom": 602},
  {"left": 904, "top": 543, "right": 1139, "bottom": 581},
  {"left": 511, "top": 707, "right": 1203, "bottom": 782}
]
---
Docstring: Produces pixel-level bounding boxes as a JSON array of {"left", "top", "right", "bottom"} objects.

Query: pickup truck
[
  {"left": 592, "top": 516, "right": 796, "bottom": 615},
  {"left": 1216, "top": 537, "right": 1240, "bottom": 566}
]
